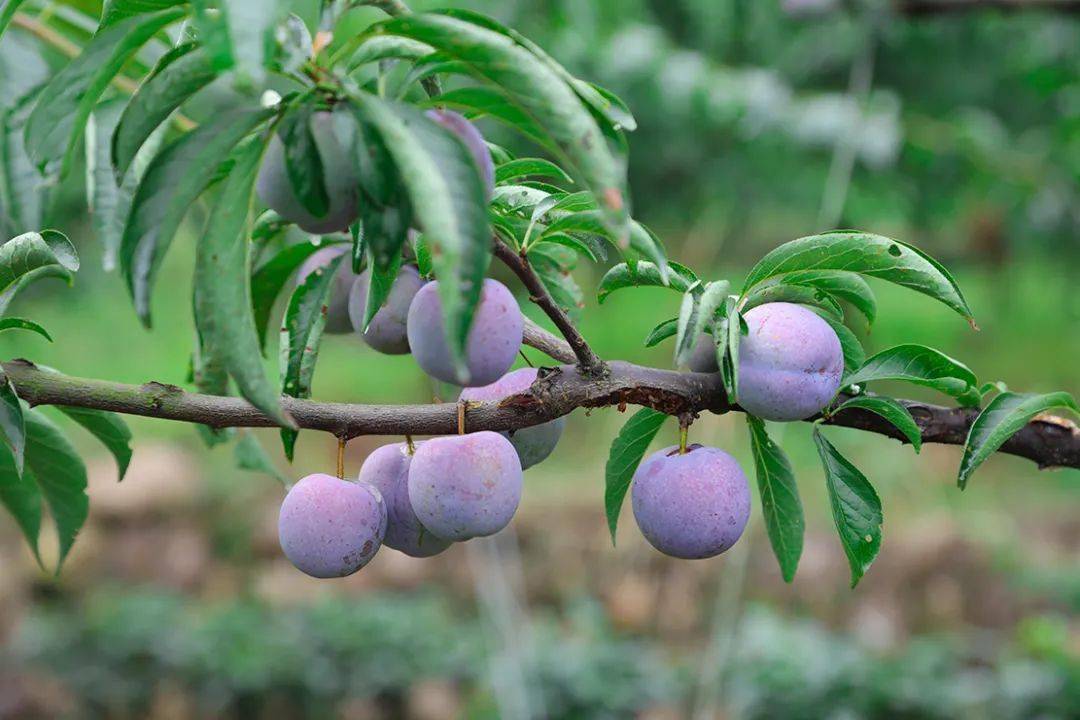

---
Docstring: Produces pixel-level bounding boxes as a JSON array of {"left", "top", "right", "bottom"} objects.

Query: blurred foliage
[
  {"left": 446, "top": 0, "right": 1079, "bottom": 264},
  {"left": 6, "top": 590, "right": 1076, "bottom": 719}
]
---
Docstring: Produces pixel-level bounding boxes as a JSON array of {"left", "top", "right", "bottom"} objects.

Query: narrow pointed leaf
[
  {"left": 958, "top": 391, "right": 1079, "bottom": 489},
  {"left": 813, "top": 427, "right": 882, "bottom": 587},
  {"left": 122, "top": 106, "right": 275, "bottom": 326},
  {"left": 278, "top": 253, "right": 343, "bottom": 459},
  {"left": 348, "top": 92, "right": 490, "bottom": 382},
  {"left": 194, "top": 135, "right": 292, "bottom": 427},
  {"left": 747, "top": 416, "right": 803, "bottom": 582},
  {"left": 0, "top": 1, "right": 30, "bottom": 42},
  {"left": 251, "top": 240, "right": 341, "bottom": 351},
  {"left": 742, "top": 282, "right": 844, "bottom": 321},
  {"left": 100, "top": 0, "right": 185, "bottom": 27},
  {"left": 0, "top": 266, "right": 71, "bottom": 317},
  {"left": 496, "top": 158, "right": 572, "bottom": 185},
  {"left": 742, "top": 232, "right": 974, "bottom": 325},
  {"left": 833, "top": 395, "right": 922, "bottom": 452},
  {"left": 112, "top": 43, "right": 218, "bottom": 177},
  {"left": 277, "top": 101, "right": 329, "bottom": 217},
  {"left": 56, "top": 406, "right": 133, "bottom": 481},
  {"left": 812, "top": 310, "right": 864, "bottom": 372},
  {"left": 362, "top": 245, "right": 403, "bottom": 331},
  {"left": 846, "top": 344, "right": 979, "bottom": 405},
  {"left": 781, "top": 270, "right": 876, "bottom": 327},
  {"left": 605, "top": 407, "right": 668, "bottom": 543},
  {"left": 675, "top": 280, "right": 728, "bottom": 366},
  {"left": 0, "top": 432, "right": 40, "bottom": 563},
  {"left": 1, "top": 84, "right": 50, "bottom": 237},
  {"left": 0, "top": 317, "right": 50, "bottom": 341},
  {"left": 0, "top": 369, "right": 25, "bottom": 476},
  {"left": 348, "top": 36, "right": 434, "bottom": 69},
  {"left": 235, "top": 430, "right": 288, "bottom": 486},
  {"left": 0, "top": 230, "right": 79, "bottom": 295},
  {"left": 24, "top": 8, "right": 186, "bottom": 174},
  {"left": 643, "top": 317, "right": 677, "bottom": 347},
  {"left": 597, "top": 261, "right": 696, "bottom": 303},
  {"left": 24, "top": 409, "right": 88, "bottom": 571}
]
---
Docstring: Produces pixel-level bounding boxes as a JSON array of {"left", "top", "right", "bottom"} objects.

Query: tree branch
[
  {"left": 493, "top": 237, "right": 604, "bottom": 374},
  {"left": 5, "top": 359, "right": 1078, "bottom": 471}
]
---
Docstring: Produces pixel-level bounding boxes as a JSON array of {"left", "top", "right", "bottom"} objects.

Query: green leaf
[
  {"left": 674, "top": 280, "right": 728, "bottom": 366},
  {"left": 219, "top": 0, "right": 285, "bottom": 87},
  {"left": 0, "top": 317, "right": 51, "bottom": 341},
  {"left": 278, "top": 253, "right": 343, "bottom": 460},
  {"left": 741, "top": 282, "right": 844, "bottom": 321},
  {"left": 112, "top": 43, "right": 218, "bottom": 177},
  {"left": 496, "top": 158, "right": 572, "bottom": 185},
  {"left": 251, "top": 240, "right": 339, "bottom": 351},
  {"left": 0, "top": 369, "right": 25, "bottom": 476},
  {"left": 99, "top": 0, "right": 186, "bottom": 27},
  {"left": 0, "top": 0, "right": 29, "bottom": 42},
  {"left": 717, "top": 297, "right": 742, "bottom": 401},
  {"left": 413, "top": 233, "right": 432, "bottom": 277},
  {"left": 958, "top": 391, "right": 1079, "bottom": 489},
  {"left": 234, "top": 430, "right": 288, "bottom": 486},
  {"left": 813, "top": 426, "right": 882, "bottom": 588},
  {"left": 1, "top": 91, "right": 51, "bottom": 237},
  {"left": 24, "top": 7, "right": 187, "bottom": 175},
  {"left": 643, "top": 317, "right": 677, "bottom": 347},
  {"left": 845, "top": 344, "right": 979, "bottom": 405},
  {"left": 277, "top": 100, "right": 329, "bottom": 217},
  {"left": 0, "top": 425, "right": 40, "bottom": 563},
  {"left": 528, "top": 244, "right": 584, "bottom": 322},
  {"left": 373, "top": 13, "right": 629, "bottom": 242},
  {"left": 0, "top": 230, "right": 79, "bottom": 295},
  {"left": 536, "top": 232, "right": 603, "bottom": 263},
  {"left": 436, "top": 9, "right": 637, "bottom": 133},
  {"left": 56, "top": 406, "right": 133, "bottom": 482},
  {"left": 428, "top": 86, "right": 552, "bottom": 150},
  {"left": 604, "top": 408, "right": 668, "bottom": 543},
  {"left": 746, "top": 416, "right": 803, "bottom": 582},
  {"left": 832, "top": 395, "right": 922, "bottom": 453},
  {"left": 742, "top": 232, "right": 975, "bottom": 326},
  {"left": 348, "top": 92, "right": 490, "bottom": 383},
  {"left": 627, "top": 221, "right": 669, "bottom": 274},
  {"left": 361, "top": 244, "right": 403, "bottom": 331},
  {"left": 24, "top": 409, "right": 88, "bottom": 571},
  {"left": 348, "top": 36, "right": 434, "bottom": 69},
  {"left": 780, "top": 270, "right": 877, "bottom": 327},
  {"left": 597, "top": 261, "right": 696, "bottom": 303},
  {"left": 194, "top": 135, "right": 293, "bottom": 427},
  {"left": 122, "top": 106, "right": 275, "bottom": 327}
]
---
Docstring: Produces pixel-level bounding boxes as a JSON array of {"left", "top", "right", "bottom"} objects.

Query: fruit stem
[
  {"left": 405, "top": 434, "right": 415, "bottom": 454},
  {"left": 679, "top": 422, "right": 689, "bottom": 455},
  {"left": 336, "top": 437, "right": 346, "bottom": 479},
  {"left": 457, "top": 400, "right": 466, "bottom": 435}
]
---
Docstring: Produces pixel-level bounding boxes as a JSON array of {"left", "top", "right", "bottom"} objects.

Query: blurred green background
[{"left": 0, "top": 1, "right": 1078, "bottom": 718}]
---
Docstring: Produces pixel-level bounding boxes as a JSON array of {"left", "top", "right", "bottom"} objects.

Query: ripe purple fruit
[
  {"left": 406, "top": 278, "right": 523, "bottom": 387},
  {"left": 687, "top": 333, "right": 718, "bottom": 373},
  {"left": 425, "top": 109, "right": 495, "bottom": 197},
  {"left": 737, "top": 302, "right": 844, "bottom": 421},
  {"left": 359, "top": 443, "right": 451, "bottom": 557},
  {"left": 256, "top": 111, "right": 360, "bottom": 234},
  {"left": 459, "top": 367, "right": 564, "bottom": 470},
  {"left": 297, "top": 246, "right": 358, "bottom": 334},
  {"left": 631, "top": 445, "right": 750, "bottom": 559},
  {"left": 278, "top": 473, "right": 387, "bottom": 578},
  {"left": 407, "top": 431, "right": 523, "bottom": 541},
  {"left": 347, "top": 265, "right": 426, "bottom": 354}
]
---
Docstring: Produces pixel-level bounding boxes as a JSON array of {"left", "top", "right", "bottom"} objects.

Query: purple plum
[
  {"left": 631, "top": 444, "right": 750, "bottom": 559},
  {"left": 737, "top": 302, "right": 844, "bottom": 421},
  {"left": 687, "top": 333, "right": 719, "bottom": 373},
  {"left": 425, "top": 109, "right": 495, "bottom": 198},
  {"left": 347, "top": 265, "right": 425, "bottom": 354},
  {"left": 256, "top": 110, "right": 360, "bottom": 234},
  {"left": 459, "top": 367, "right": 565, "bottom": 470},
  {"left": 297, "top": 245, "right": 359, "bottom": 334},
  {"left": 357, "top": 442, "right": 452, "bottom": 558},
  {"left": 407, "top": 431, "right": 523, "bottom": 541},
  {"left": 277, "top": 473, "right": 387, "bottom": 578},
  {"left": 406, "top": 278, "right": 523, "bottom": 387}
]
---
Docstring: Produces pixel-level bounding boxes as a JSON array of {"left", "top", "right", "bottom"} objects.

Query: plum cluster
[{"left": 271, "top": 110, "right": 843, "bottom": 575}]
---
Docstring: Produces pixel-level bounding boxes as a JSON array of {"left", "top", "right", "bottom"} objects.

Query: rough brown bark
[{"left": 5, "top": 358, "right": 1077, "bottom": 471}]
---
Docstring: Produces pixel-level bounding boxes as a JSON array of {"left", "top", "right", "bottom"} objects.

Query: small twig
[
  {"left": 336, "top": 436, "right": 346, "bottom": 479},
  {"left": 492, "top": 237, "right": 603, "bottom": 374},
  {"left": 457, "top": 399, "right": 467, "bottom": 435}
]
